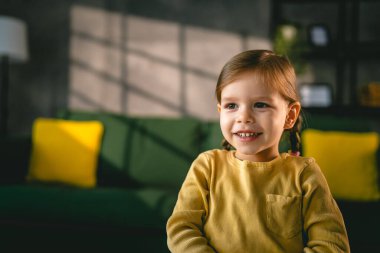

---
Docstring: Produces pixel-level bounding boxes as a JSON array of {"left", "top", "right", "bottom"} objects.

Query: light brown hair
[{"left": 216, "top": 50, "right": 302, "bottom": 153}]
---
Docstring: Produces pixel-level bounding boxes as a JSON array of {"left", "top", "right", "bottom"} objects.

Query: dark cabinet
[{"left": 271, "top": 0, "right": 380, "bottom": 109}]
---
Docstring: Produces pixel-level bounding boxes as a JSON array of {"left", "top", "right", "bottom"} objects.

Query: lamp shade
[{"left": 0, "top": 16, "right": 28, "bottom": 62}]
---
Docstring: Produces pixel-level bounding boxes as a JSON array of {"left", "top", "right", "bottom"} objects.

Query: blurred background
[
  {"left": 1, "top": 1, "right": 380, "bottom": 251},
  {"left": 1, "top": 0, "right": 378, "bottom": 135}
]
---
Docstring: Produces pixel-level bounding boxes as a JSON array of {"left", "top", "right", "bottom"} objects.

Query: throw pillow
[
  {"left": 27, "top": 118, "right": 104, "bottom": 188},
  {"left": 302, "top": 129, "right": 380, "bottom": 201}
]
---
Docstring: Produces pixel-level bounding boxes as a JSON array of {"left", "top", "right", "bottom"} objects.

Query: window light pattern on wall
[{"left": 69, "top": 5, "right": 272, "bottom": 120}]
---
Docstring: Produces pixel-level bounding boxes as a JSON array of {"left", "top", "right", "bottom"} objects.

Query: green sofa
[
  {"left": 0, "top": 110, "right": 224, "bottom": 252},
  {"left": 0, "top": 109, "right": 379, "bottom": 252}
]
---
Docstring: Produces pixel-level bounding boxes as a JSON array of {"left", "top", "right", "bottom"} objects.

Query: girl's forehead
[
  {"left": 229, "top": 70, "right": 272, "bottom": 86},
  {"left": 220, "top": 75, "right": 289, "bottom": 103},
  {"left": 221, "top": 74, "right": 275, "bottom": 95}
]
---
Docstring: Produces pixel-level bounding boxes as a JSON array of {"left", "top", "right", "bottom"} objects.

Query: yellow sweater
[{"left": 167, "top": 150, "right": 350, "bottom": 253}]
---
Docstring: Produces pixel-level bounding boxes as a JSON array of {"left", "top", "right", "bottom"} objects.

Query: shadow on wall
[{"left": 69, "top": 5, "right": 272, "bottom": 121}]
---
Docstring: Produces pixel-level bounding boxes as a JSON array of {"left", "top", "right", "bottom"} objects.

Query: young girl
[{"left": 166, "top": 50, "right": 350, "bottom": 253}]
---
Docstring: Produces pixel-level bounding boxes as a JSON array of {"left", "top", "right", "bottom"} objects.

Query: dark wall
[{"left": 0, "top": 0, "right": 71, "bottom": 134}]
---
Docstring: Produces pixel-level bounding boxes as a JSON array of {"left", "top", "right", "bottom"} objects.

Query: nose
[{"left": 237, "top": 106, "right": 253, "bottom": 124}]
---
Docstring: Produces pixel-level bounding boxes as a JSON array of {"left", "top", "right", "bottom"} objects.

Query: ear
[
  {"left": 217, "top": 104, "right": 221, "bottom": 113},
  {"left": 284, "top": 102, "right": 301, "bottom": 129}
]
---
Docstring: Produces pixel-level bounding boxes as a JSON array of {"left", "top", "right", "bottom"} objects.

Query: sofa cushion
[
  {"left": 27, "top": 118, "right": 104, "bottom": 188},
  {"left": 57, "top": 110, "right": 201, "bottom": 189},
  {"left": 128, "top": 117, "right": 201, "bottom": 189},
  {"left": 0, "top": 185, "right": 177, "bottom": 229},
  {"left": 302, "top": 129, "right": 380, "bottom": 201},
  {"left": 201, "top": 122, "right": 223, "bottom": 151}
]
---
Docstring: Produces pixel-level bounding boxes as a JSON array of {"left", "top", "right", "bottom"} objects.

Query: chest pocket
[{"left": 265, "top": 194, "right": 302, "bottom": 239}]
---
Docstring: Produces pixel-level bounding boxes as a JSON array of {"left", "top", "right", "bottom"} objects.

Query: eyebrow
[{"left": 221, "top": 96, "right": 274, "bottom": 102}]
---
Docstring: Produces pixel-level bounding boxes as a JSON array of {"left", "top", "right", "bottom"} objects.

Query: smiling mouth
[{"left": 234, "top": 132, "right": 262, "bottom": 138}]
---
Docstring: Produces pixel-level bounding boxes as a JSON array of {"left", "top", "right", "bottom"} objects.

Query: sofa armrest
[{"left": 0, "top": 134, "right": 31, "bottom": 184}]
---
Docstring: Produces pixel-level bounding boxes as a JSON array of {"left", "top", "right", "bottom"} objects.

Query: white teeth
[{"left": 237, "top": 132, "right": 259, "bottom": 137}]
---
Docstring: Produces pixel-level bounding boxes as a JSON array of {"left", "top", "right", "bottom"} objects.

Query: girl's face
[{"left": 218, "top": 71, "right": 299, "bottom": 162}]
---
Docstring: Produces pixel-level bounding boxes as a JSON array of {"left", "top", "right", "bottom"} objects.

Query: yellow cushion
[
  {"left": 27, "top": 118, "right": 104, "bottom": 188},
  {"left": 302, "top": 129, "right": 380, "bottom": 201}
]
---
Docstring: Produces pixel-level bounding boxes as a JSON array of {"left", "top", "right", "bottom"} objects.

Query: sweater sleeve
[
  {"left": 166, "top": 153, "right": 216, "bottom": 253},
  {"left": 301, "top": 159, "right": 350, "bottom": 253}
]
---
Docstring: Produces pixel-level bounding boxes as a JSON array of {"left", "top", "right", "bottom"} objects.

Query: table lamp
[{"left": 0, "top": 16, "right": 28, "bottom": 135}]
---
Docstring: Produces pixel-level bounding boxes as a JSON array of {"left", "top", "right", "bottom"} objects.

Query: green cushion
[
  {"left": 57, "top": 110, "right": 201, "bottom": 189},
  {"left": 128, "top": 117, "right": 201, "bottom": 189},
  {"left": 201, "top": 121, "right": 224, "bottom": 151},
  {"left": 0, "top": 185, "right": 177, "bottom": 228}
]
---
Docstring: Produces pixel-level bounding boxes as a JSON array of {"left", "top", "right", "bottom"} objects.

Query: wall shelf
[{"left": 271, "top": 0, "right": 380, "bottom": 110}]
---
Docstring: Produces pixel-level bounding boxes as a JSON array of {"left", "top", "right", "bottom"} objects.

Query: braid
[
  {"left": 222, "top": 139, "right": 232, "bottom": 150},
  {"left": 289, "top": 114, "right": 303, "bottom": 155}
]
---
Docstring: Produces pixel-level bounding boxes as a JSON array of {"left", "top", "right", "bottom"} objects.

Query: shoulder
[
  {"left": 191, "top": 149, "right": 231, "bottom": 172},
  {"left": 281, "top": 153, "right": 317, "bottom": 171},
  {"left": 186, "top": 150, "right": 229, "bottom": 183},
  {"left": 281, "top": 155, "right": 331, "bottom": 194},
  {"left": 280, "top": 154, "right": 325, "bottom": 180},
  {"left": 287, "top": 155, "right": 331, "bottom": 189}
]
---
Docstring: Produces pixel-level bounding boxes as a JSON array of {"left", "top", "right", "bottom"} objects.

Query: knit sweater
[{"left": 167, "top": 149, "right": 350, "bottom": 253}]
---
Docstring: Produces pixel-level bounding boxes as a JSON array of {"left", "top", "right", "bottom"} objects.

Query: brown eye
[
  {"left": 225, "top": 103, "right": 238, "bottom": 110},
  {"left": 254, "top": 102, "right": 268, "bottom": 108}
]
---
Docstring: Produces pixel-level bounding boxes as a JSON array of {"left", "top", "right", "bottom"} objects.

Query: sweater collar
[{"left": 227, "top": 151, "right": 289, "bottom": 169}]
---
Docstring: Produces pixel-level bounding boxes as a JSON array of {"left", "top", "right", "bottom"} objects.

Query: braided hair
[{"left": 289, "top": 114, "right": 303, "bottom": 155}]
